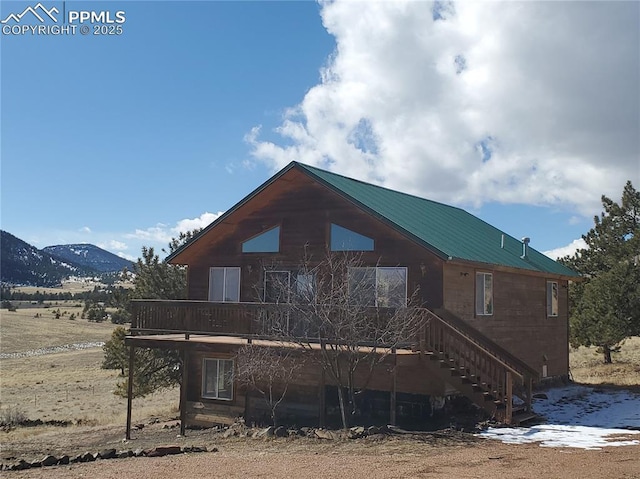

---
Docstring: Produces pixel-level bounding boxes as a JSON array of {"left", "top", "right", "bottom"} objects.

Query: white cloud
[
  {"left": 543, "top": 238, "right": 587, "bottom": 260},
  {"left": 175, "top": 211, "right": 224, "bottom": 234},
  {"left": 125, "top": 212, "right": 224, "bottom": 249},
  {"left": 125, "top": 224, "right": 173, "bottom": 244},
  {"left": 79, "top": 226, "right": 91, "bottom": 234},
  {"left": 98, "top": 240, "right": 128, "bottom": 252},
  {"left": 247, "top": 1, "right": 639, "bottom": 218},
  {"left": 117, "top": 252, "right": 137, "bottom": 262}
]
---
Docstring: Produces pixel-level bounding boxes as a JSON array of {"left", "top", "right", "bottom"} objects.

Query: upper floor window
[
  {"left": 209, "top": 267, "right": 240, "bottom": 302},
  {"left": 547, "top": 281, "right": 558, "bottom": 317},
  {"left": 242, "top": 226, "right": 280, "bottom": 253},
  {"left": 475, "top": 272, "right": 493, "bottom": 316},
  {"left": 330, "top": 224, "right": 374, "bottom": 251},
  {"left": 348, "top": 267, "right": 407, "bottom": 307},
  {"left": 264, "top": 270, "right": 317, "bottom": 304},
  {"left": 264, "top": 270, "right": 291, "bottom": 303}
]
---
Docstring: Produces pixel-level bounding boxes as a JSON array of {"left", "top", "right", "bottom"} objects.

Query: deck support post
[
  {"left": 505, "top": 371, "right": 513, "bottom": 425},
  {"left": 180, "top": 349, "right": 189, "bottom": 436},
  {"left": 125, "top": 344, "right": 135, "bottom": 440},
  {"left": 390, "top": 348, "right": 397, "bottom": 426},
  {"left": 526, "top": 376, "right": 533, "bottom": 413},
  {"left": 319, "top": 341, "right": 326, "bottom": 428}
]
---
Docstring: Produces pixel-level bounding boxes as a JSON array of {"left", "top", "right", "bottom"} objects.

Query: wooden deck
[{"left": 127, "top": 300, "right": 539, "bottom": 426}]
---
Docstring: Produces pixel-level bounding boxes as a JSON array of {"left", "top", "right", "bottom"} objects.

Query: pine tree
[
  {"left": 101, "top": 231, "right": 200, "bottom": 397},
  {"left": 561, "top": 181, "right": 640, "bottom": 363}
]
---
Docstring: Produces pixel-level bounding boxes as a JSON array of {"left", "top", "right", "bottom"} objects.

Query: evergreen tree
[
  {"left": 101, "top": 230, "right": 201, "bottom": 397},
  {"left": 561, "top": 181, "right": 640, "bottom": 362}
]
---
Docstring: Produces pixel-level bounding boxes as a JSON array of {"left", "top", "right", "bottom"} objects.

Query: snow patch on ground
[{"left": 479, "top": 384, "right": 640, "bottom": 449}]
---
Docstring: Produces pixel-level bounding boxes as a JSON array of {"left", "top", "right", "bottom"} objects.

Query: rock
[
  {"left": 349, "top": 426, "right": 365, "bottom": 439},
  {"left": 70, "top": 454, "right": 82, "bottom": 463},
  {"left": 533, "top": 393, "right": 548, "bottom": 400},
  {"left": 223, "top": 428, "right": 238, "bottom": 438},
  {"left": 29, "top": 460, "right": 42, "bottom": 468},
  {"left": 145, "top": 446, "right": 182, "bottom": 457},
  {"left": 366, "top": 426, "right": 380, "bottom": 436},
  {"left": 13, "top": 459, "right": 31, "bottom": 470},
  {"left": 58, "top": 455, "right": 70, "bottom": 465},
  {"left": 209, "top": 447, "right": 219, "bottom": 453},
  {"left": 41, "top": 455, "right": 58, "bottom": 467},
  {"left": 315, "top": 429, "right": 339, "bottom": 440},
  {"left": 80, "top": 452, "right": 95, "bottom": 462},
  {"left": 274, "top": 426, "right": 288, "bottom": 438},
  {"left": 98, "top": 449, "right": 117, "bottom": 460},
  {"left": 133, "top": 448, "right": 146, "bottom": 457},
  {"left": 254, "top": 426, "right": 275, "bottom": 438}
]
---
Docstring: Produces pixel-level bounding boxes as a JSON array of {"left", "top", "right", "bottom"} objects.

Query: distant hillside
[
  {"left": 0, "top": 231, "right": 93, "bottom": 287},
  {"left": 43, "top": 244, "right": 133, "bottom": 273},
  {"left": 0, "top": 231, "right": 135, "bottom": 287}
]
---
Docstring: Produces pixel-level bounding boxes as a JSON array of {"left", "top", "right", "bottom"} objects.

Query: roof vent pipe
[
  {"left": 521, "top": 237, "right": 530, "bottom": 258},
  {"left": 501, "top": 234, "right": 505, "bottom": 249}
]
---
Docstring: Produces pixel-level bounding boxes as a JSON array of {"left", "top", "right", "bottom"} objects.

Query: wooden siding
[
  {"left": 184, "top": 171, "right": 445, "bottom": 309},
  {"left": 183, "top": 345, "right": 447, "bottom": 428},
  {"left": 442, "top": 263, "right": 569, "bottom": 378}
]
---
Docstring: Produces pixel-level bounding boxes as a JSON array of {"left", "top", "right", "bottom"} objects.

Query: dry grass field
[
  {"left": 0, "top": 304, "right": 115, "bottom": 354},
  {"left": 569, "top": 336, "right": 640, "bottom": 387},
  {"left": 0, "top": 307, "right": 179, "bottom": 429}
]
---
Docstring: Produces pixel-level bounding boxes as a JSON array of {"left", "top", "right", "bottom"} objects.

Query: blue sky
[{"left": 2, "top": 1, "right": 638, "bottom": 262}]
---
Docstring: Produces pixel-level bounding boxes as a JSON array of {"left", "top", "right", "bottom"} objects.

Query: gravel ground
[{"left": 3, "top": 421, "right": 639, "bottom": 479}]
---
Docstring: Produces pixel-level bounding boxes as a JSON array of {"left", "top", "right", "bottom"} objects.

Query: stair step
[
  {"left": 482, "top": 392, "right": 494, "bottom": 401},
  {"left": 511, "top": 412, "right": 540, "bottom": 426}
]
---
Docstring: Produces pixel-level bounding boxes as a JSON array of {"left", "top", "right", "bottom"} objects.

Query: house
[{"left": 124, "top": 161, "right": 579, "bottom": 436}]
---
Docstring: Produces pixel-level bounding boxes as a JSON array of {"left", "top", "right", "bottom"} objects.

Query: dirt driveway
[{"left": 4, "top": 423, "right": 639, "bottom": 479}]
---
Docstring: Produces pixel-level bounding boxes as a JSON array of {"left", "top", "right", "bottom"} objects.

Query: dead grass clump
[{"left": 0, "top": 405, "right": 28, "bottom": 427}]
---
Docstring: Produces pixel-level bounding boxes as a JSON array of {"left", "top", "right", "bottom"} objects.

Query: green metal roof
[{"left": 296, "top": 162, "right": 580, "bottom": 278}]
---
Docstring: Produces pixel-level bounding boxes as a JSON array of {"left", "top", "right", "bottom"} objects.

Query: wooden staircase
[{"left": 416, "top": 308, "right": 540, "bottom": 425}]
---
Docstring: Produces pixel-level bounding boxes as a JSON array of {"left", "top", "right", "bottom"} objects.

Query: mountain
[
  {"left": 43, "top": 244, "right": 133, "bottom": 273},
  {"left": 0, "top": 231, "right": 134, "bottom": 287},
  {"left": 0, "top": 231, "right": 93, "bottom": 286}
]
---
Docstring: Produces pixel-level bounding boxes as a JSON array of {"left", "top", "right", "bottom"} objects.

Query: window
[
  {"left": 264, "top": 271, "right": 317, "bottom": 304},
  {"left": 202, "top": 358, "right": 234, "bottom": 400},
  {"left": 348, "top": 267, "right": 407, "bottom": 307},
  {"left": 475, "top": 272, "right": 493, "bottom": 316},
  {"left": 264, "top": 271, "right": 291, "bottom": 303},
  {"left": 330, "top": 224, "right": 374, "bottom": 251},
  {"left": 208, "top": 267, "right": 240, "bottom": 302},
  {"left": 295, "top": 273, "right": 316, "bottom": 303},
  {"left": 547, "top": 281, "right": 558, "bottom": 317},
  {"left": 242, "top": 226, "right": 280, "bottom": 253}
]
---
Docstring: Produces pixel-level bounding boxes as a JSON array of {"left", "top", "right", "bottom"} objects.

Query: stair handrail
[{"left": 425, "top": 308, "right": 539, "bottom": 383}]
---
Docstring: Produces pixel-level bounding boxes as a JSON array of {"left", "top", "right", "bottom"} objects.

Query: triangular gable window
[
  {"left": 330, "top": 224, "right": 374, "bottom": 251},
  {"left": 242, "top": 226, "right": 280, "bottom": 253}
]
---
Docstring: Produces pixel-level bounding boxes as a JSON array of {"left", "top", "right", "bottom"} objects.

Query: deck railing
[{"left": 130, "top": 299, "right": 538, "bottom": 421}]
